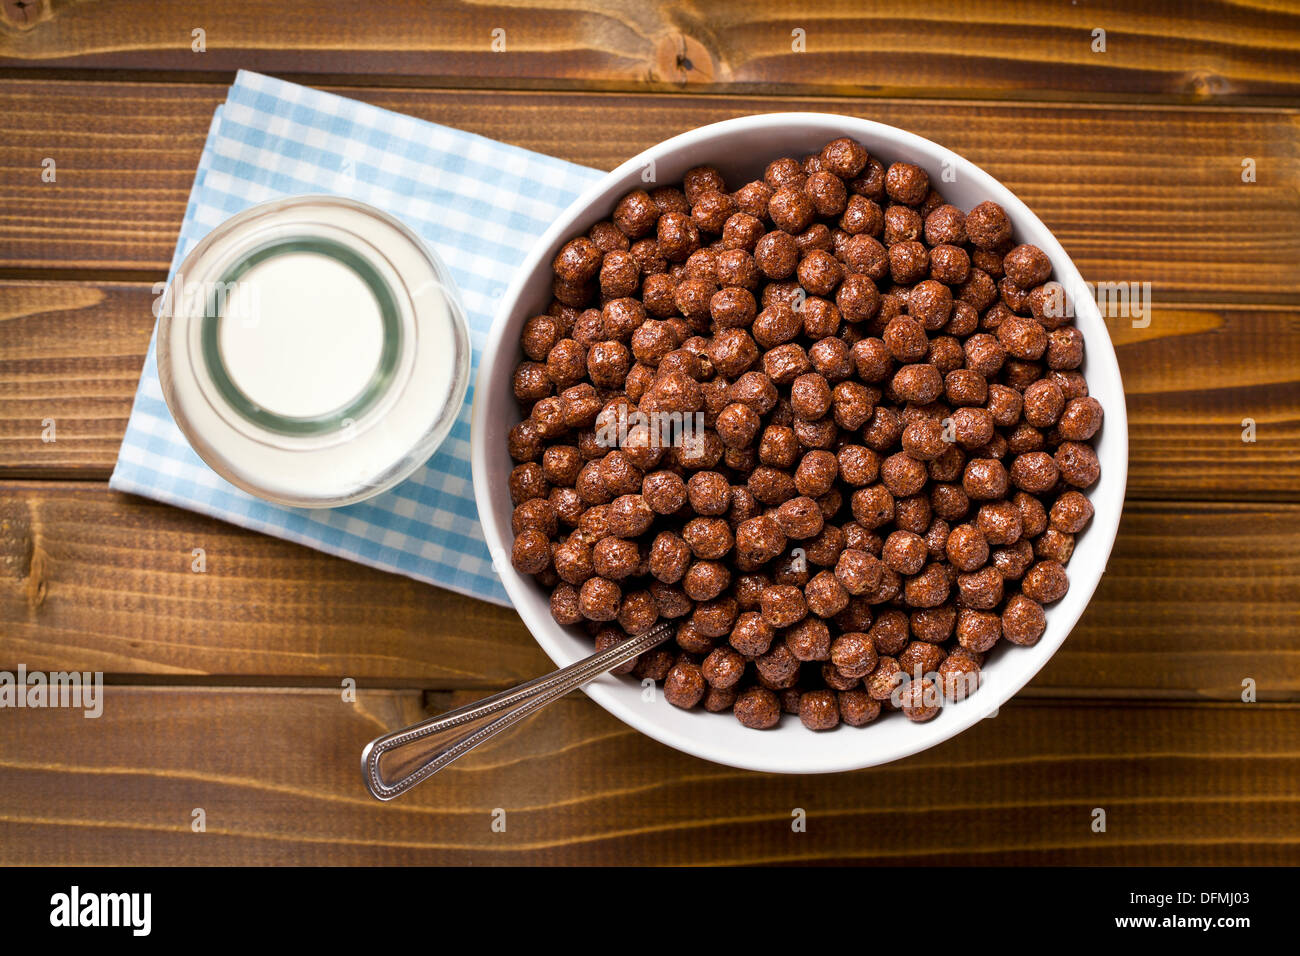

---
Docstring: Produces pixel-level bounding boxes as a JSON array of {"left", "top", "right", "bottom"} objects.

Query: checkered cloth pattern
[{"left": 110, "top": 71, "right": 605, "bottom": 606}]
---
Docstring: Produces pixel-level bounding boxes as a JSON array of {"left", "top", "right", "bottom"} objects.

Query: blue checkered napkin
[{"left": 109, "top": 71, "right": 605, "bottom": 606}]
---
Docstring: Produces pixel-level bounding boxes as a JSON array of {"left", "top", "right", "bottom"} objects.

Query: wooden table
[{"left": 1, "top": 1, "right": 1297, "bottom": 866}]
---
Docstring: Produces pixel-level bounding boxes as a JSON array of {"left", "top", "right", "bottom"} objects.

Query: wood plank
[
  {"left": 1, "top": 687, "right": 1296, "bottom": 865},
  {"left": 3, "top": 280, "right": 1298, "bottom": 498},
  {"left": 0, "top": 281, "right": 154, "bottom": 476},
  {"left": 0, "top": 80, "right": 1297, "bottom": 303},
  {"left": 1, "top": 484, "right": 1297, "bottom": 698},
  {"left": 1, "top": 1, "right": 1298, "bottom": 104},
  {"left": 0, "top": 482, "right": 549, "bottom": 686}
]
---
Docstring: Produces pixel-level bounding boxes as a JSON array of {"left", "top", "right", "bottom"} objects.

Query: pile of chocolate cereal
[{"left": 507, "top": 136, "right": 1102, "bottom": 731}]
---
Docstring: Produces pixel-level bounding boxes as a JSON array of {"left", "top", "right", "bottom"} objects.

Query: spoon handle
[{"left": 361, "top": 620, "right": 675, "bottom": 800}]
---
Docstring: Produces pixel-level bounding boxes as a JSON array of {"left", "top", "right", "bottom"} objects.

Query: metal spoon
[{"left": 361, "top": 620, "right": 674, "bottom": 800}]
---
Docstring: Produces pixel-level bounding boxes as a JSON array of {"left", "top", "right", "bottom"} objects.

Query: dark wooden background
[{"left": 0, "top": 0, "right": 1297, "bottom": 865}]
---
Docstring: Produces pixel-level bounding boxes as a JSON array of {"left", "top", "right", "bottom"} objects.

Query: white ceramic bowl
[{"left": 472, "top": 113, "right": 1128, "bottom": 774}]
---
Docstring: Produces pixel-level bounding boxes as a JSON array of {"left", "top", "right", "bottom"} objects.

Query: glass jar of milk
[{"left": 156, "top": 196, "right": 471, "bottom": 507}]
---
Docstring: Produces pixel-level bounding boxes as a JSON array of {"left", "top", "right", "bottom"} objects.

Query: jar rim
[{"left": 157, "top": 195, "right": 472, "bottom": 508}]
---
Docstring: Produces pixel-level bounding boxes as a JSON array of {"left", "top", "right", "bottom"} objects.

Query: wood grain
[
  {"left": 3, "top": 281, "right": 1298, "bottom": 497},
  {"left": 1, "top": 687, "right": 1296, "bottom": 865},
  {"left": 0, "top": 281, "right": 153, "bottom": 476},
  {"left": 2, "top": 484, "right": 1297, "bottom": 698},
  {"left": 0, "top": 482, "right": 548, "bottom": 687},
  {"left": 1, "top": 1, "right": 1298, "bottom": 105},
  {"left": 1, "top": 81, "right": 1298, "bottom": 304}
]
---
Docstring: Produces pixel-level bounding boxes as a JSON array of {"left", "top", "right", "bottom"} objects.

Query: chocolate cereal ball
[
  {"left": 787, "top": 616, "right": 832, "bottom": 661},
  {"left": 1022, "top": 379, "right": 1065, "bottom": 428},
  {"left": 865, "top": 656, "right": 903, "bottom": 701},
  {"left": 924, "top": 204, "right": 967, "bottom": 246},
  {"left": 664, "top": 659, "right": 708, "bottom": 709},
  {"left": 511, "top": 529, "right": 551, "bottom": 575},
  {"left": 692, "top": 189, "right": 736, "bottom": 234},
  {"left": 1009, "top": 451, "right": 1060, "bottom": 494},
  {"left": 792, "top": 450, "right": 836, "bottom": 498},
  {"left": 898, "top": 676, "right": 941, "bottom": 722},
  {"left": 882, "top": 530, "right": 928, "bottom": 575},
  {"left": 648, "top": 531, "right": 691, "bottom": 584},
  {"left": 941, "top": 641, "right": 986, "bottom": 684},
  {"left": 841, "top": 195, "right": 883, "bottom": 236},
  {"left": 769, "top": 185, "right": 816, "bottom": 234},
  {"left": 608, "top": 493, "right": 655, "bottom": 536},
  {"left": 898, "top": 639, "right": 944, "bottom": 677},
  {"left": 553, "top": 237, "right": 602, "bottom": 283},
  {"left": 843, "top": 233, "right": 889, "bottom": 279},
  {"left": 805, "top": 170, "right": 849, "bottom": 217},
  {"left": 884, "top": 162, "right": 929, "bottom": 205},
  {"left": 997, "top": 315, "right": 1048, "bottom": 361},
  {"left": 775, "top": 496, "right": 825, "bottom": 540},
  {"left": 734, "top": 685, "right": 782, "bottom": 729},
  {"left": 850, "top": 160, "right": 887, "bottom": 200},
  {"left": 675, "top": 621, "right": 715, "bottom": 656},
  {"left": 687, "top": 471, "right": 732, "bottom": 516},
  {"left": 964, "top": 200, "right": 1013, "bottom": 250},
  {"left": 683, "top": 165, "right": 726, "bottom": 203},
  {"left": 1022, "top": 560, "right": 1070, "bottom": 604},
  {"left": 1047, "top": 327, "right": 1085, "bottom": 370},
  {"left": 693, "top": 596, "right": 739, "bottom": 638},
  {"left": 657, "top": 211, "right": 701, "bottom": 262},
  {"left": 618, "top": 589, "right": 660, "bottom": 634},
  {"left": 805, "top": 570, "right": 850, "bottom": 618},
  {"left": 835, "top": 548, "right": 884, "bottom": 596},
  {"left": 956, "top": 607, "right": 1001, "bottom": 653},
  {"left": 702, "top": 646, "right": 746, "bottom": 689},
  {"left": 838, "top": 690, "right": 882, "bottom": 726},
  {"left": 1003, "top": 243, "right": 1052, "bottom": 289},
  {"left": 593, "top": 536, "right": 639, "bottom": 580},
  {"left": 883, "top": 204, "right": 922, "bottom": 245},
  {"left": 551, "top": 585, "right": 583, "bottom": 626},
  {"left": 1002, "top": 593, "right": 1047, "bottom": 645},
  {"left": 904, "top": 563, "right": 951, "bottom": 608},
  {"left": 797, "top": 250, "right": 844, "bottom": 296},
  {"left": 1058, "top": 396, "right": 1103, "bottom": 442},
  {"left": 836, "top": 273, "right": 881, "bottom": 322},
  {"left": 831, "top": 631, "right": 878, "bottom": 678},
  {"left": 509, "top": 462, "right": 549, "bottom": 505},
  {"left": 513, "top": 498, "right": 558, "bottom": 538},
  {"left": 614, "top": 189, "right": 660, "bottom": 238},
  {"left": 888, "top": 240, "right": 930, "bottom": 284},
  {"left": 635, "top": 646, "right": 676, "bottom": 681},
  {"left": 799, "top": 689, "right": 841, "bottom": 730},
  {"left": 730, "top": 610, "right": 775, "bottom": 656},
  {"left": 977, "top": 500, "right": 1023, "bottom": 546},
  {"left": 1056, "top": 440, "right": 1101, "bottom": 487},
  {"left": 892, "top": 363, "right": 943, "bottom": 403},
  {"left": 642, "top": 470, "right": 688, "bottom": 515},
  {"left": 963, "top": 458, "right": 1009, "bottom": 500},
  {"left": 734, "top": 179, "right": 775, "bottom": 220},
  {"left": 945, "top": 523, "right": 989, "bottom": 572},
  {"left": 1051, "top": 489, "right": 1095, "bottom": 533},
  {"left": 579, "top": 576, "right": 622, "bottom": 621},
  {"left": 993, "top": 538, "right": 1035, "bottom": 582},
  {"left": 704, "top": 685, "right": 740, "bottom": 713},
  {"left": 755, "top": 639, "right": 800, "bottom": 686},
  {"left": 735, "top": 514, "right": 788, "bottom": 566},
  {"left": 754, "top": 231, "right": 799, "bottom": 280},
  {"left": 956, "top": 565, "right": 1003, "bottom": 610},
  {"left": 820, "top": 137, "right": 869, "bottom": 178},
  {"left": 761, "top": 584, "right": 808, "bottom": 628}
]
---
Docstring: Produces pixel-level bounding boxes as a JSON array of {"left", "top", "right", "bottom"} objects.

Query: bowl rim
[{"left": 471, "top": 111, "right": 1129, "bottom": 774}]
